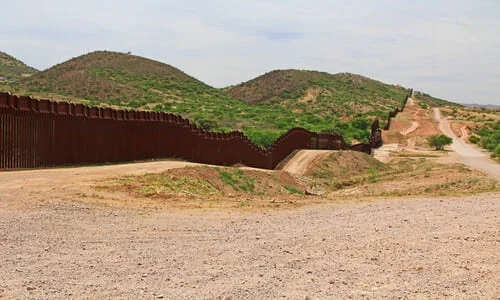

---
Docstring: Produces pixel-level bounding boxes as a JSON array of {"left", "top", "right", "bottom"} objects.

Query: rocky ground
[{"left": 1, "top": 185, "right": 499, "bottom": 299}]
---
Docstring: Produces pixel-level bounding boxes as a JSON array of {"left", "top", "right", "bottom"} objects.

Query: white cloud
[{"left": 1, "top": 0, "right": 499, "bottom": 104}]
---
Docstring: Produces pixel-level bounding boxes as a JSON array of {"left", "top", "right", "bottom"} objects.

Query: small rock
[
  {"left": 305, "top": 188, "right": 325, "bottom": 196},
  {"left": 26, "top": 286, "right": 36, "bottom": 291}
]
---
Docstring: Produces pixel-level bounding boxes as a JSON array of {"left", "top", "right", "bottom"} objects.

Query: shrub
[
  {"left": 243, "top": 129, "right": 282, "bottom": 148},
  {"left": 492, "top": 144, "right": 500, "bottom": 158},
  {"left": 196, "top": 118, "right": 220, "bottom": 131},
  {"left": 480, "top": 131, "right": 500, "bottom": 151},
  {"left": 351, "top": 117, "right": 371, "bottom": 130},
  {"left": 428, "top": 134, "right": 453, "bottom": 150},
  {"left": 469, "top": 135, "right": 480, "bottom": 144}
]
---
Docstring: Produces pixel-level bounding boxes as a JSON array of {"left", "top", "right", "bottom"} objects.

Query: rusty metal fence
[
  {"left": 0, "top": 92, "right": 376, "bottom": 170},
  {"left": 383, "top": 88, "right": 413, "bottom": 131}
]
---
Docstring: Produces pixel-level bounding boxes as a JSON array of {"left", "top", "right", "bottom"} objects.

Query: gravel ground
[{"left": 1, "top": 192, "right": 499, "bottom": 299}]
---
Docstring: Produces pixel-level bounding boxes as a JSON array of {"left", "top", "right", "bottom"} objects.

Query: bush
[
  {"left": 419, "top": 102, "right": 428, "bottom": 109},
  {"left": 469, "top": 135, "right": 480, "bottom": 144},
  {"left": 428, "top": 134, "right": 453, "bottom": 150},
  {"left": 195, "top": 118, "right": 220, "bottom": 131},
  {"left": 243, "top": 129, "right": 282, "bottom": 148},
  {"left": 480, "top": 131, "right": 500, "bottom": 151},
  {"left": 494, "top": 144, "right": 500, "bottom": 157},
  {"left": 351, "top": 117, "right": 370, "bottom": 130}
]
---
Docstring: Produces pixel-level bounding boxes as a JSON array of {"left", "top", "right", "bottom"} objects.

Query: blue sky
[{"left": 1, "top": 0, "right": 499, "bottom": 104}]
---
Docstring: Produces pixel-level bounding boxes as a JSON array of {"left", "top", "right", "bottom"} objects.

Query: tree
[{"left": 428, "top": 134, "right": 453, "bottom": 150}]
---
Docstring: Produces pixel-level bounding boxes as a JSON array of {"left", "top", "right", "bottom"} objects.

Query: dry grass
[{"left": 94, "top": 153, "right": 498, "bottom": 211}]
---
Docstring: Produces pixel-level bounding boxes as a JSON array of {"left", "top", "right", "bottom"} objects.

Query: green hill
[
  {"left": 226, "top": 70, "right": 412, "bottom": 118},
  {"left": 13, "top": 50, "right": 216, "bottom": 108},
  {"left": 0, "top": 51, "right": 38, "bottom": 80},
  {"left": 0, "top": 50, "right": 455, "bottom": 147}
]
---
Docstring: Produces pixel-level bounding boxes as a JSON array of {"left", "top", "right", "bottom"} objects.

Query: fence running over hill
[
  {"left": 0, "top": 92, "right": 379, "bottom": 170},
  {"left": 383, "top": 88, "right": 413, "bottom": 131}
]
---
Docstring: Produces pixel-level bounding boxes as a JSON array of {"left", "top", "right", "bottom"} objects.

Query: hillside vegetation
[
  {"left": 412, "top": 90, "right": 460, "bottom": 107},
  {"left": 0, "top": 50, "right": 451, "bottom": 147},
  {"left": 0, "top": 51, "right": 38, "bottom": 80},
  {"left": 226, "top": 70, "right": 409, "bottom": 117}
]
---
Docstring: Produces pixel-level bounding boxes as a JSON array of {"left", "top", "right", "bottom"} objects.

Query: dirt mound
[
  {"left": 306, "top": 150, "right": 388, "bottom": 180},
  {"left": 281, "top": 150, "right": 334, "bottom": 175},
  {"left": 102, "top": 166, "right": 307, "bottom": 207},
  {"left": 331, "top": 157, "right": 497, "bottom": 198}
]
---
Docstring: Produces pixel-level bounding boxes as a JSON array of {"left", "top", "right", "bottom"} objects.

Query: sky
[{"left": 1, "top": 0, "right": 499, "bottom": 105}]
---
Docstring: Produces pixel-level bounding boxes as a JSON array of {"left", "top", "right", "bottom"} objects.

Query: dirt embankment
[{"left": 281, "top": 150, "right": 335, "bottom": 175}]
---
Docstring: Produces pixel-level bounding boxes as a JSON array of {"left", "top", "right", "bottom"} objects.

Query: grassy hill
[
  {"left": 225, "top": 70, "right": 410, "bottom": 118},
  {"left": 11, "top": 50, "right": 214, "bottom": 108},
  {"left": 0, "top": 51, "right": 38, "bottom": 80},
  {"left": 0, "top": 50, "right": 454, "bottom": 147},
  {"left": 412, "top": 90, "right": 461, "bottom": 107}
]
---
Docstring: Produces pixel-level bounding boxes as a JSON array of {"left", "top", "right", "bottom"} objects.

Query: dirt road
[
  {"left": 281, "top": 150, "right": 334, "bottom": 175},
  {"left": 401, "top": 121, "right": 419, "bottom": 136},
  {"left": 1, "top": 190, "right": 498, "bottom": 299},
  {"left": 0, "top": 160, "right": 200, "bottom": 211},
  {"left": 460, "top": 125, "right": 469, "bottom": 140},
  {"left": 434, "top": 108, "right": 500, "bottom": 178},
  {"left": 399, "top": 98, "right": 420, "bottom": 136}
]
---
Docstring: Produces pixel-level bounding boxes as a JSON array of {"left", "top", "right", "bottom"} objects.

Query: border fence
[
  {"left": 0, "top": 92, "right": 379, "bottom": 170},
  {"left": 383, "top": 88, "right": 413, "bottom": 130},
  {"left": 0, "top": 89, "right": 410, "bottom": 170}
]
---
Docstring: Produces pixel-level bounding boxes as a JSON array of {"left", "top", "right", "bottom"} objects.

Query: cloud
[{"left": 1, "top": 0, "right": 499, "bottom": 104}]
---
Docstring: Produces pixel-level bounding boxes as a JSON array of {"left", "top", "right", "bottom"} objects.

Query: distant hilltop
[
  {"left": 464, "top": 103, "right": 500, "bottom": 110},
  {"left": 0, "top": 51, "right": 38, "bottom": 80}
]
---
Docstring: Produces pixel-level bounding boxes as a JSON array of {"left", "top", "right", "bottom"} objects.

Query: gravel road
[
  {"left": 1, "top": 190, "right": 499, "bottom": 299},
  {"left": 434, "top": 108, "right": 500, "bottom": 179}
]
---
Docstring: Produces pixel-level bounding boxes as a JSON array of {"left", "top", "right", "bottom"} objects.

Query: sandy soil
[
  {"left": 401, "top": 121, "right": 419, "bottom": 136},
  {"left": 0, "top": 160, "right": 203, "bottom": 212},
  {"left": 459, "top": 125, "right": 469, "bottom": 140},
  {"left": 399, "top": 98, "right": 420, "bottom": 137},
  {"left": 1, "top": 183, "right": 499, "bottom": 299},
  {"left": 382, "top": 98, "right": 440, "bottom": 147},
  {"left": 281, "top": 150, "right": 334, "bottom": 175}
]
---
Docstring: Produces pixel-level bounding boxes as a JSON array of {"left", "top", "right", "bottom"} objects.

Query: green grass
[
  {"left": 283, "top": 185, "right": 305, "bottom": 195},
  {"left": 218, "top": 169, "right": 255, "bottom": 192},
  {"left": 139, "top": 173, "right": 219, "bottom": 196}
]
